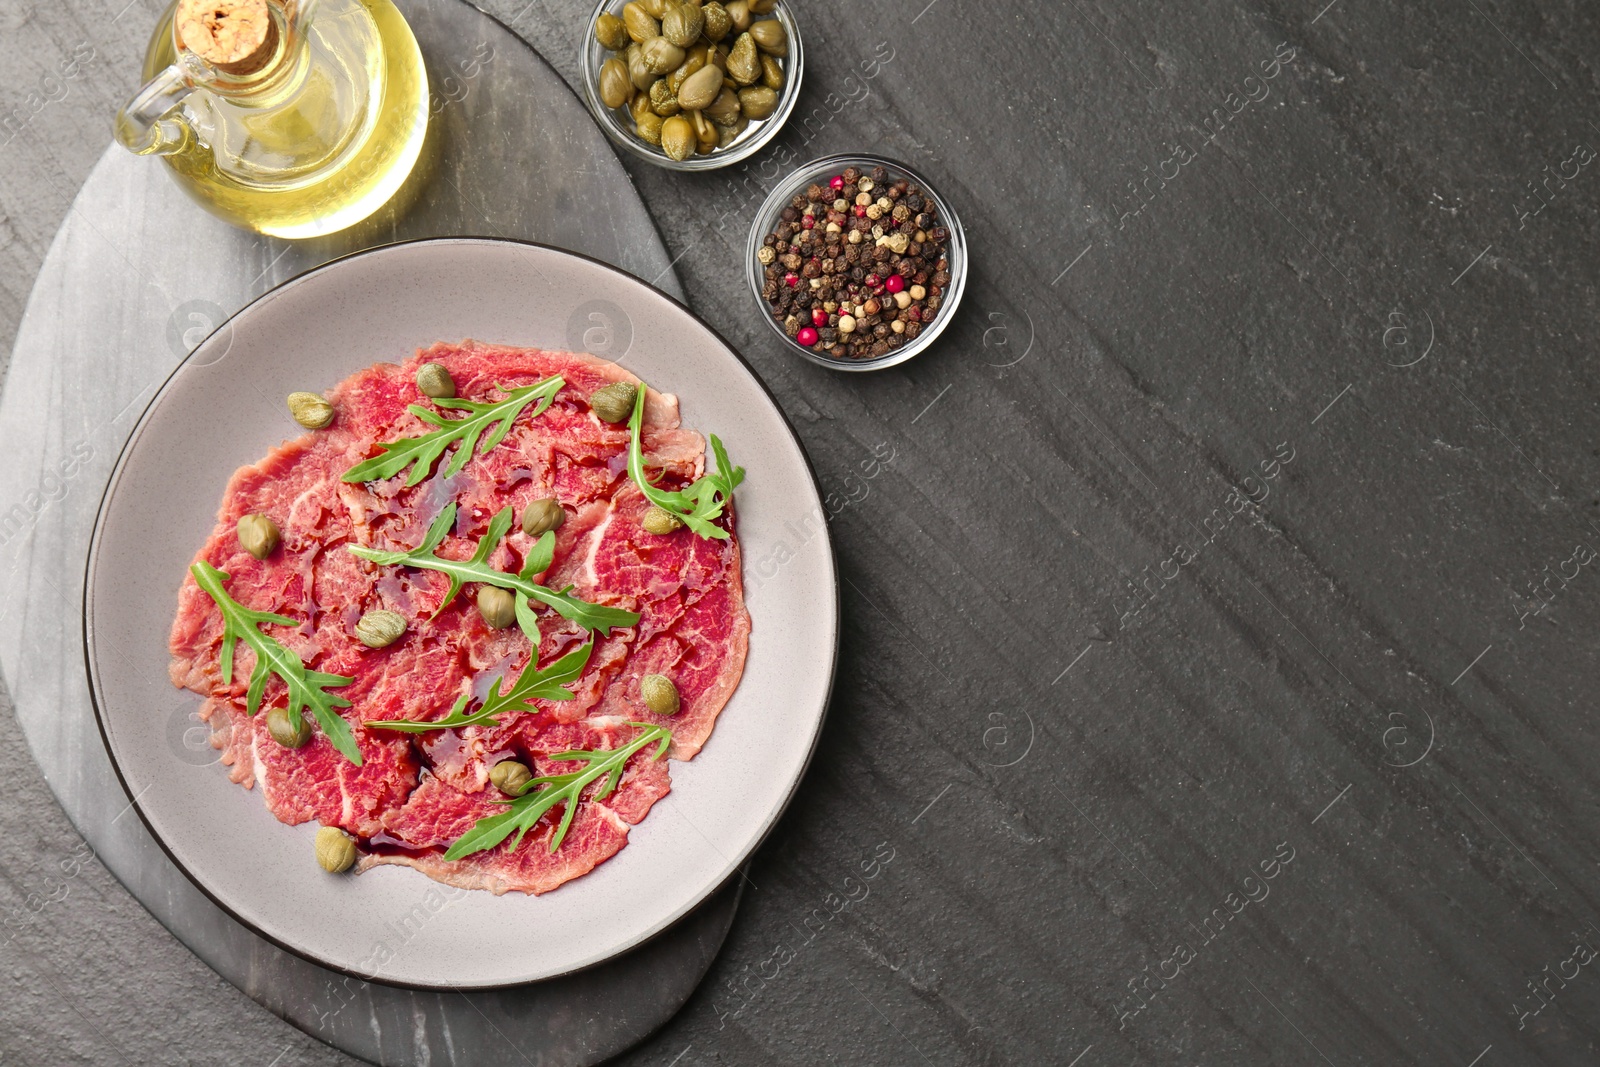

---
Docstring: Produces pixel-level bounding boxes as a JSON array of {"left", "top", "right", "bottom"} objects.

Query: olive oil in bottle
[{"left": 116, "top": 0, "right": 429, "bottom": 239}]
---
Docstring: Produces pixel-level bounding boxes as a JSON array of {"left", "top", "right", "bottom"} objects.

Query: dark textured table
[{"left": 4, "top": 1, "right": 1599, "bottom": 1064}]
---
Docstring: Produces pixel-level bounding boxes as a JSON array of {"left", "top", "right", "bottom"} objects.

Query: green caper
[
  {"left": 355, "top": 608, "right": 406, "bottom": 649},
  {"left": 738, "top": 85, "right": 778, "bottom": 120},
  {"left": 642, "top": 506, "right": 685, "bottom": 535},
  {"left": 759, "top": 52, "right": 783, "bottom": 90},
  {"left": 637, "top": 112, "right": 665, "bottom": 144},
  {"left": 725, "top": 0, "right": 751, "bottom": 32},
  {"left": 689, "top": 107, "right": 718, "bottom": 150},
  {"left": 640, "top": 673, "right": 681, "bottom": 715},
  {"left": 716, "top": 115, "right": 748, "bottom": 147},
  {"left": 521, "top": 497, "right": 566, "bottom": 537},
  {"left": 599, "top": 57, "right": 632, "bottom": 109},
  {"left": 490, "top": 760, "right": 533, "bottom": 797},
  {"left": 649, "top": 76, "right": 681, "bottom": 116},
  {"left": 675, "top": 63, "right": 723, "bottom": 110},
  {"left": 595, "top": 11, "right": 628, "bottom": 50},
  {"left": 660, "top": 114, "right": 696, "bottom": 161},
  {"left": 237, "top": 513, "right": 280, "bottom": 560},
  {"left": 701, "top": 1, "right": 731, "bottom": 40},
  {"left": 266, "top": 705, "right": 312, "bottom": 748},
  {"left": 477, "top": 586, "right": 516, "bottom": 629},
  {"left": 589, "top": 381, "right": 638, "bottom": 423},
  {"left": 726, "top": 32, "right": 760, "bottom": 84},
  {"left": 622, "top": 2, "right": 658, "bottom": 42},
  {"left": 315, "top": 826, "right": 358, "bottom": 873},
  {"left": 748, "top": 19, "right": 786, "bottom": 56},
  {"left": 640, "top": 0, "right": 670, "bottom": 16},
  {"left": 749, "top": 0, "right": 776, "bottom": 13},
  {"left": 668, "top": 45, "right": 706, "bottom": 93},
  {"left": 629, "top": 87, "right": 655, "bottom": 124},
  {"left": 705, "top": 86, "right": 742, "bottom": 126},
  {"left": 627, "top": 44, "right": 657, "bottom": 90},
  {"left": 287, "top": 391, "right": 334, "bottom": 429},
  {"left": 415, "top": 361, "right": 455, "bottom": 398},
  {"left": 660, "top": 2, "right": 704, "bottom": 46},
  {"left": 641, "top": 36, "right": 685, "bottom": 74}
]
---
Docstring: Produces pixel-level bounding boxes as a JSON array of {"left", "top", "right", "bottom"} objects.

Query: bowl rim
[
  {"left": 579, "top": 0, "right": 805, "bottom": 172},
  {"left": 744, "top": 153, "right": 968, "bottom": 372}
]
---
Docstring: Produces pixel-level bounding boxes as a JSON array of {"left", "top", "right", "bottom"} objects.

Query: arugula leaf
[
  {"left": 443, "top": 724, "right": 671, "bottom": 859},
  {"left": 341, "top": 376, "right": 564, "bottom": 487},
  {"left": 365, "top": 641, "right": 593, "bottom": 733},
  {"left": 625, "top": 383, "right": 744, "bottom": 540},
  {"left": 347, "top": 503, "right": 639, "bottom": 636},
  {"left": 189, "top": 562, "right": 362, "bottom": 766}
]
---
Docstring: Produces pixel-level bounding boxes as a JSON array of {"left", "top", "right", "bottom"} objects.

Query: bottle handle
[{"left": 114, "top": 63, "right": 196, "bottom": 156}]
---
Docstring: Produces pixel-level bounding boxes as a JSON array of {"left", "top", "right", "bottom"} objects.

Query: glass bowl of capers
[
  {"left": 746, "top": 154, "right": 968, "bottom": 371},
  {"left": 580, "top": 0, "right": 803, "bottom": 170}
]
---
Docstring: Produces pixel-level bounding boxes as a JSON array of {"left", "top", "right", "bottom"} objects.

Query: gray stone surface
[{"left": 4, "top": 1, "right": 1600, "bottom": 1065}]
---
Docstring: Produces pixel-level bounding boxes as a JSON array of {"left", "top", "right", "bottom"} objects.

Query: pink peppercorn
[
  {"left": 796, "top": 326, "right": 819, "bottom": 346},
  {"left": 885, "top": 274, "right": 906, "bottom": 294},
  {"left": 830, "top": 175, "right": 845, "bottom": 190},
  {"left": 802, "top": 215, "right": 816, "bottom": 229},
  {"left": 865, "top": 273, "right": 881, "bottom": 288},
  {"left": 784, "top": 273, "right": 799, "bottom": 287},
  {"left": 812, "top": 308, "right": 828, "bottom": 327}
]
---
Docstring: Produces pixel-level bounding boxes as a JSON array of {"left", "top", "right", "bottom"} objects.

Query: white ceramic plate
[{"left": 84, "top": 238, "right": 837, "bottom": 989}]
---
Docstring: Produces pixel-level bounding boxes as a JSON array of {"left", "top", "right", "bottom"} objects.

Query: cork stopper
[{"left": 176, "top": 0, "right": 278, "bottom": 76}]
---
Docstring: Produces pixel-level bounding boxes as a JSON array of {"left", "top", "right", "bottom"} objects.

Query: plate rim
[{"left": 82, "top": 235, "right": 839, "bottom": 990}]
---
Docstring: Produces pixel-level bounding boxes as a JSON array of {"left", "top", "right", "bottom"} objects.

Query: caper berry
[
  {"left": 675, "top": 63, "right": 723, "bottom": 111},
  {"left": 595, "top": 11, "right": 628, "bottom": 50},
  {"left": 599, "top": 57, "right": 632, "bottom": 109},
  {"left": 701, "top": 1, "right": 731, "bottom": 40},
  {"left": 660, "top": 2, "right": 703, "bottom": 46},
  {"left": 621, "top": 1, "right": 658, "bottom": 42},
  {"left": 626, "top": 41, "right": 655, "bottom": 90},
  {"left": 415, "top": 361, "right": 455, "bottom": 399},
  {"left": 759, "top": 52, "right": 783, "bottom": 90},
  {"left": 640, "top": 673, "right": 681, "bottom": 715},
  {"left": 629, "top": 87, "right": 655, "bottom": 124},
  {"left": 635, "top": 111, "right": 664, "bottom": 145},
  {"left": 660, "top": 114, "right": 695, "bottom": 161},
  {"left": 641, "top": 35, "right": 684, "bottom": 74},
  {"left": 477, "top": 586, "right": 516, "bottom": 629},
  {"left": 749, "top": 17, "right": 786, "bottom": 55},
  {"left": 726, "top": 32, "right": 760, "bottom": 85},
  {"left": 287, "top": 391, "right": 334, "bottom": 429},
  {"left": 490, "top": 760, "right": 533, "bottom": 797},
  {"left": 649, "top": 76, "right": 681, "bottom": 117},
  {"left": 738, "top": 85, "right": 778, "bottom": 120},
  {"left": 266, "top": 705, "right": 312, "bottom": 748},
  {"left": 642, "top": 506, "right": 685, "bottom": 535},
  {"left": 705, "top": 86, "right": 742, "bottom": 126},
  {"left": 315, "top": 826, "right": 358, "bottom": 873},
  {"left": 668, "top": 45, "right": 707, "bottom": 94},
  {"left": 521, "top": 497, "right": 566, "bottom": 537},
  {"left": 355, "top": 608, "right": 406, "bottom": 649},
  {"left": 690, "top": 107, "right": 719, "bottom": 150},
  {"left": 716, "top": 115, "right": 749, "bottom": 148},
  {"left": 237, "top": 513, "right": 280, "bottom": 560},
  {"left": 589, "top": 381, "right": 638, "bottom": 423}
]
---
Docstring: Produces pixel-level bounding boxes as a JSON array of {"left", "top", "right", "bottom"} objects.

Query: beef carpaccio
[{"left": 168, "top": 341, "right": 750, "bottom": 895}]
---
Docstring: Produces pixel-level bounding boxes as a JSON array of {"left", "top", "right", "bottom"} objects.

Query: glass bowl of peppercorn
[
  {"left": 747, "top": 155, "right": 966, "bottom": 370},
  {"left": 581, "top": 0, "right": 805, "bottom": 171}
]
